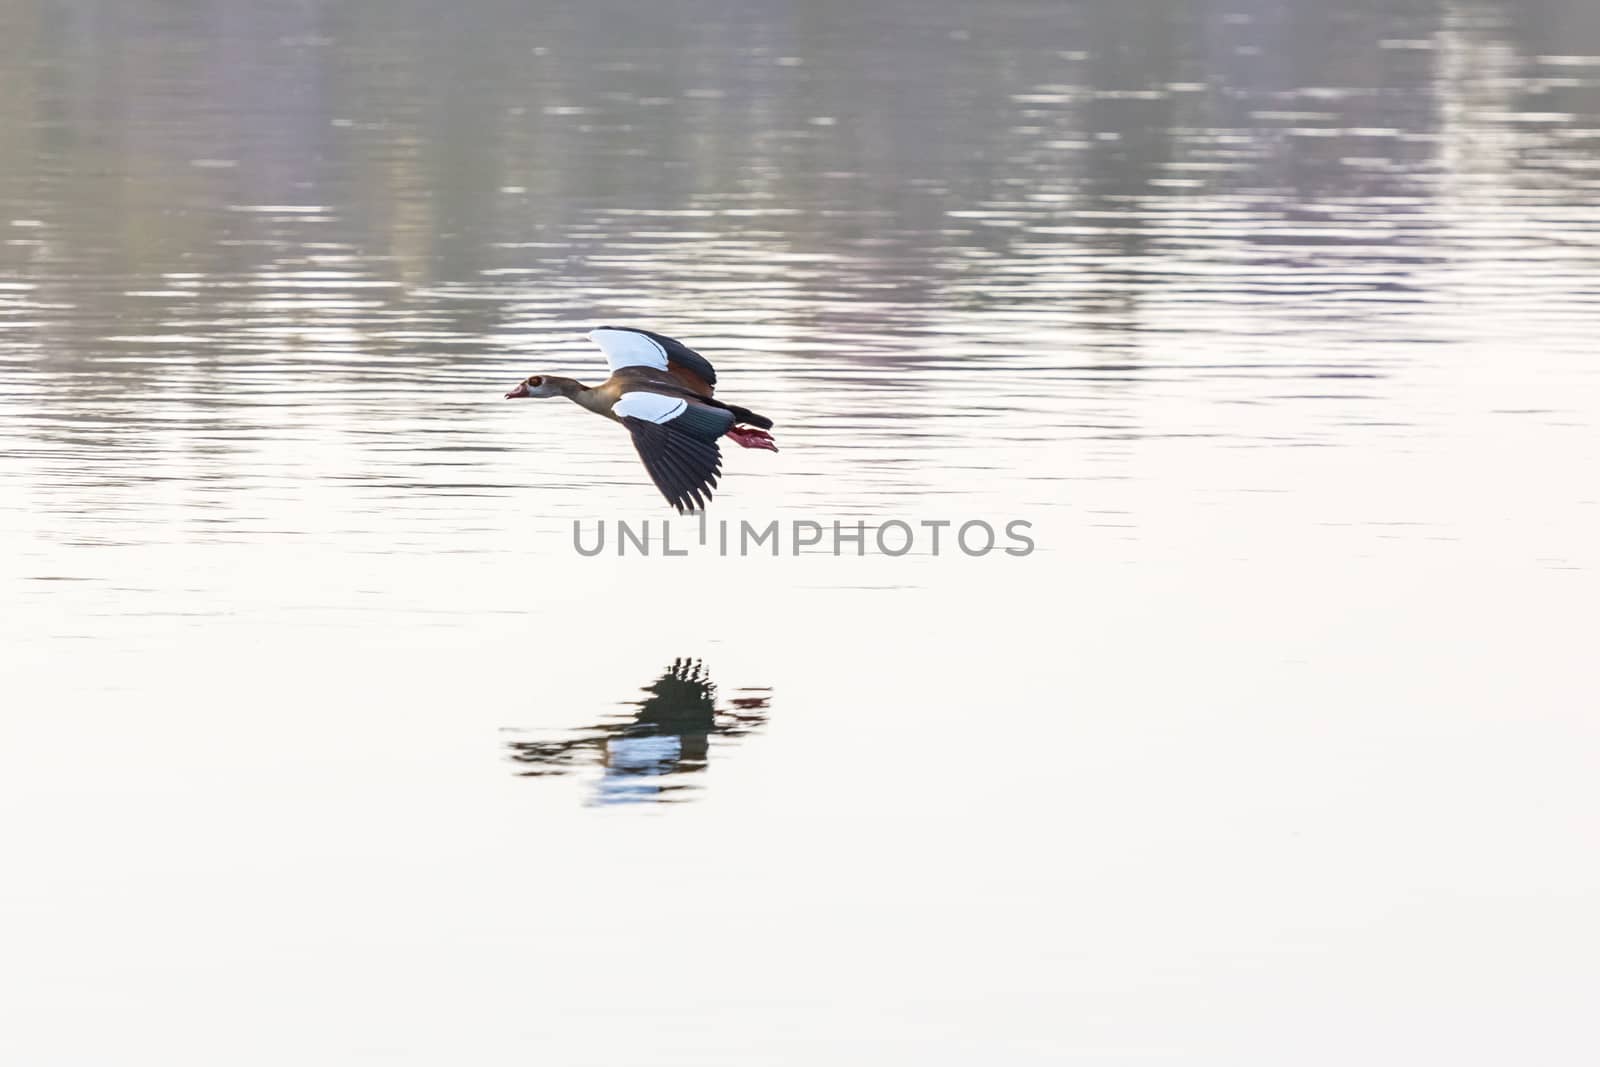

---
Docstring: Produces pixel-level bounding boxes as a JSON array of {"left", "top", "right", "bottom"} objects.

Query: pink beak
[{"left": 504, "top": 382, "right": 529, "bottom": 399}]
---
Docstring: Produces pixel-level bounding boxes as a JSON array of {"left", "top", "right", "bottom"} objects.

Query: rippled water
[{"left": 3, "top": 2, "right": 1598, "bottom": 1062}]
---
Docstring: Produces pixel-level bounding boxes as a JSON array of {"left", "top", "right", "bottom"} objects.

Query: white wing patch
[
  {"left": 588, "top": 328, "right": 668, "bottom": 372},
  {"left": 614, "top": 392, "right": 688, "bottom": 424},
  {"left": 607, "top": 734, "right": 683, "bottom": 771}
]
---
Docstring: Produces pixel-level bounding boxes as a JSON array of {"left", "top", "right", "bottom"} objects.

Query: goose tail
[{"left": 725, "top": 405, "right": 773, "bottom": 430}]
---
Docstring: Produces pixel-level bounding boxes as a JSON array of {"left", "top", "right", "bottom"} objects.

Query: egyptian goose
[{"left": 504, "top": 327, "right": 777, "bottom": 512}]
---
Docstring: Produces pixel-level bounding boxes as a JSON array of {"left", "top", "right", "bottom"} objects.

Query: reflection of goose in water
[{"left": 505, "top": 658, "right": 770, "bottom": 804}]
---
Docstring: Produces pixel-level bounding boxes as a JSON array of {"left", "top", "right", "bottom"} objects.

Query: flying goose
[{"left": 505, "top": 326, "right": 776, "bottom": 512}]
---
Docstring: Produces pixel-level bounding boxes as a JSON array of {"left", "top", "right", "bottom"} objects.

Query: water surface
[{"left": 2, "top": 1, "right": 1598, "bottom": 1063}]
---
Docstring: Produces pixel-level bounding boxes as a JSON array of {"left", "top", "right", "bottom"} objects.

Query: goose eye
[{"left": 528, "top": 376, "right": 542, "bottom": 387}]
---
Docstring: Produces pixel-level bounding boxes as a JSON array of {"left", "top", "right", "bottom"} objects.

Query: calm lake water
[{"left": 3, "top": 1, "right": 1598, "bottom": 1062}]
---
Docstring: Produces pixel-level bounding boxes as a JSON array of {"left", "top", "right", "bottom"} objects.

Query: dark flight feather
[
  {"left": 622, "top": 417, "right": 725, "bottom": 513},
  {"left": 668, "top": 402, "right": 736, "bottom": 442}
]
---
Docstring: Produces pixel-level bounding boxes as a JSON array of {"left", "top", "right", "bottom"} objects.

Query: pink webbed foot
[{"left": 726, "top": 426, "right": 779, "bottom": 452}]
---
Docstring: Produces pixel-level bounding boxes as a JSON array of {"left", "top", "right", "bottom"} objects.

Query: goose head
[{"left": 504, "top": 374, "right": 561, "bottom": 399}]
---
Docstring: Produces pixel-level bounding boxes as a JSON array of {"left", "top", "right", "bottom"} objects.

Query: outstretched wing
[
  {"left": 616, "top": 391, "right": 733, "bottom": 512},
  {"left": 588, "top": 326, "right": 718, "bottom": 396},
  {"left": 622, "top": 419, "right": 723, "bottom": 513}
]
